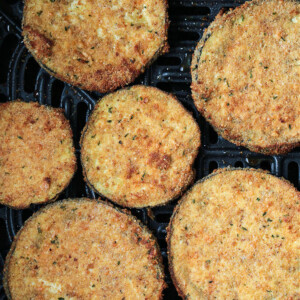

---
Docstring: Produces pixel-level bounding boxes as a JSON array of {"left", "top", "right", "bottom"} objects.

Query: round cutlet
[
  {"left": 3, "top": 198, "right": 166, "bottom": 299},
  {"left": 167, "top": 168, "right": 300, "bottom": 299},
  {"left": 22, "top": 0, "right": 169, "bottom": 93},
  {"left": 0, "top": 101, "right": 76, "bottom": 209},
  {"left": 191, "top": 0, "right": 300, "bottom": 155},
  {"left": 81, "top": 86, "right": 200, "bottom": 207},
  {"left": 80, "top": 85, "right": 201, "bottom": 208}
]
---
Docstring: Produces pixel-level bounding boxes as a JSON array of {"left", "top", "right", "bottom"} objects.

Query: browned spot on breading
[
  {"left": 148, "top": 152, "right": 172, "bottom": 170},
  {"left": 23, "top": 26, "right": 53, "bottom": 57},
  {"left": 126, "top": 162, "right": 137, "bottom": 179},
  {"left": 44, "top": 177, "right": 51, "bottom": 186}
]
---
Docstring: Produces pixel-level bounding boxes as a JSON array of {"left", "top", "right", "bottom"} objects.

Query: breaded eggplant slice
[
  {"left": 3, "top": 198, "right": 166, "bottom": 299},
  {"left": 191, "top": 0, "right": 300, "bottom": 155},
  {"left": 167, "top": 168, "right": 300, "bottom": 299},
  {"left": 0, "top": 101, "right": 76, "bottom": 209},
  {"left": 22, "top": 0, "right": 169, "bottom": 93},
  {"left": 80, "top": 85, "right": 201, "bottom": 208}
]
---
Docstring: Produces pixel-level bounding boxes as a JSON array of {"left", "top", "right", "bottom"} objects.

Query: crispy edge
[
  {"left": 3, "top": 198, "right": 167, "bottom": 299},
  {"left": 210, "top": 126, "right": 300, "bottom": 155},
  {"left": 0, "top": 100, "right": 77, "bottom": 209},
  {"left": 166, "top": 167, "right": 299, "bottom": 299},
  {"left": 22, "top": 1, "right": 170, "bottom": 93},
  {"left": 80, "top": 85, "right": 200, "bottom": 208},
  {"left": 190, "top": 0, "right": 300, "bottom": 155}
]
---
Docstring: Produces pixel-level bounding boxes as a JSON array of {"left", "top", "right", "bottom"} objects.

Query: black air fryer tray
[{"left": 0, "top": 0, "right": 299, "bottom": 299}]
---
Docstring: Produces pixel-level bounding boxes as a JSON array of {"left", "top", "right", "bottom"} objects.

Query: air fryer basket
[{"left": 0, "top": 0, "right": 299, "bottom": 299}]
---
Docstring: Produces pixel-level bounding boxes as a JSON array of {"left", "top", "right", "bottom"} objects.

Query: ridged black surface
[{"left": 0, "top": 0, "right": 299, "bottom": 299}]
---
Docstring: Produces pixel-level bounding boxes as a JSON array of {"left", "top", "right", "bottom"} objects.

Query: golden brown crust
[
  {"left": 191, "top": 0, "right": 300, "bottom": 155},
  {"left": 22, "top": 0, "right": 169, "bottom": 93},
  {"left": 80, "top": 85, "right": 201, "bottom": 208},
  {"left": 167, "top": 168, "right": 300, "bottom": 299},
  {"left": 4, "top": 198, "right": 166, "bottom": 300},
  {"left": 0, "top": 100, "right": 76, "bottom": 209}
]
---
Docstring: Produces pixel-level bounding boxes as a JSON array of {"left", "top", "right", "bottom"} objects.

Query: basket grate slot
[
  {"left": 0, "top": 218, "right": 10, "bottom": 251},
  {"left": 169, "top": 6, "right": 210, "bottom": 16},
  {"left": 209, "top": 160, "right": 218, "bottom": 173},
  {"left": 0, "top": 3, "right": 22, "bottom": 30},
  {"left": 0, "top": 26, "right": 7, "bottom": 41},
  {"left": 130, "top": 209, "right": 148, "bottom": 224},
  {"left": 0, "top": 94, "right": 8, "bottom": 102},
  {"left": 208, "top": 125, "right": 218, "bottom": 144},
  {"left": 76, "top": 101, "right": 88, "bottom": 148},
  {"left": 6, "top": 208, "right": 26, "bottom": 243},
  {"left": 156, "top": 56, "right": 182, "bottom": 66},
  {"left": 21, "top": 208, "right": 36, "bottom": 224},
  {"left": 234, "top": 161, "right": 244, "bottom": 168},
  {"left": 287, "top": 161, "right": 299, "bottom": 188},
  {"left": 158, "top": 237, "right": 168, "bottom": 251},
  {"left": 155, "top": 212, "right": 173, "bottom": 224},
  {"left": 260, "top": 160, "right": 272, "bottom": 172},
  {"left": 156, "top": 82, "right": 190, "bottom": 93},
  {"left": 63, "top": 153, "right": 87, "bottom": 199},
  {"left": 163, "top": 287, "right": 181, "bottom": 300},
  {"left": 51, "top": 80, "right": 65, "bottom": 108},
  {"left": 24, "top": 57, "right": 40, "bottom": 93},
  {"left": 169, "top": 30, "right": 201, "bottom": 45},
  {"left": 0, "top": 34, "right": 18, "bottom": 84},
  {"left": 0, "top": 290, "right": 5, "bottom": 300},
  {"left": 4, "top": 0, "right": 19, "bottom": 5}
]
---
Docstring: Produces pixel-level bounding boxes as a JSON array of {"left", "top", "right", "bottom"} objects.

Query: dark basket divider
[{"left": 0, "top": 1, "right": 299, "bottom": 299}]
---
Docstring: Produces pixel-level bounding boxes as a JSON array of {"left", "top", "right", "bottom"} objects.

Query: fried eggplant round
[
  {"left": 191, "top": 0, "right": 300, "bottom": 154},
  {"left": 3, "top": 198, "right": 166, "bottom": 299},
  {"left": 22, "top": 0, "right": 169, "bottom": 93},
  {"left": 81, "top": 85, "right": 201, "bottom": 208},
  {"left": 168, "top": 168, "right": 300, "bottom": 299},
  {"left": 0, "top": 101, "right": 76, "bottom": 209}
]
